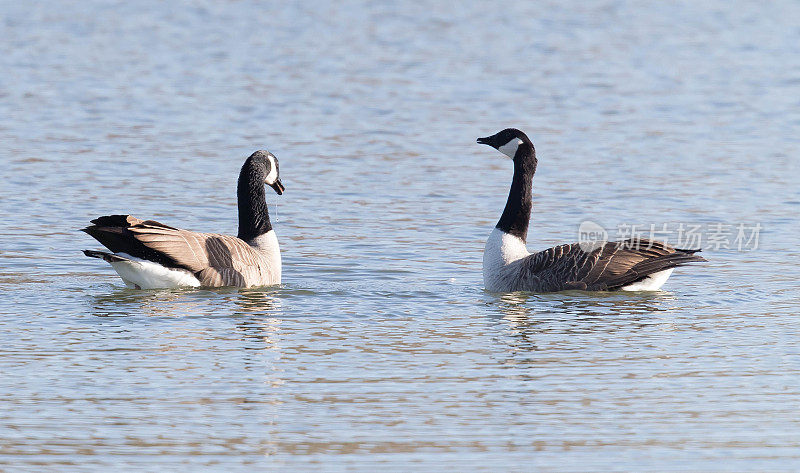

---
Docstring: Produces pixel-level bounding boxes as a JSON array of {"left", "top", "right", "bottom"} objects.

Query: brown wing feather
[
  {"left": 82, "top": 215, "right": 178, "bottom": 268},
  {"left": 127, "top": 226, "right": 272, "bottom": 283},
  {"left": 518, "top": 238, "right": 705, "bottom": 292},
  {"left": 583, "top": 239, "right": 705, "bottom": 290},
  {"left": 89, "top": 214, "right": 144, "bottom": 227},
  {"left": 127, "top": 223, "right": 210, "bottom": 272}
]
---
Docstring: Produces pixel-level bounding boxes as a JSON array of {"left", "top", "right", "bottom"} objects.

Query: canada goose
[
  {"left": 477, "top": 128, "right": 706, "bottom": 292},
  {"left": 82, "top": 150, "right": 284, "bottom": 289}
]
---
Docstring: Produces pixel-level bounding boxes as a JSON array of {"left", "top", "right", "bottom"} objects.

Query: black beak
[
  {"left": 477, "top": 136, "right": 491, "bottom": 146},
  {"left": 270, "top": 179, "right": 285, "bottom": 195}
]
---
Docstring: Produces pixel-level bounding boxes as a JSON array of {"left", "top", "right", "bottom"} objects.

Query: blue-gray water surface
[{"left": 1, "top": 1, "right": 799, "bottom": 471}]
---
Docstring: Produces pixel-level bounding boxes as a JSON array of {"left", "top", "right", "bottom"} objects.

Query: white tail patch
[
  {"left": 108, "top": 253, "right": 201, "bottom": 289},
  {"left": 620, "top": 268, "right": 674, "bottom": 291}
]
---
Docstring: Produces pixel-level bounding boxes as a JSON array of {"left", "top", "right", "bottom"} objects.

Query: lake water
[{"left": 1, "top": 1, "right": 799, "bottom": 471}]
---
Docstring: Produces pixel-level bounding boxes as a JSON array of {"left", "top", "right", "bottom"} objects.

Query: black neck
[
  {"left": 496, "top": 144, "right": 537, "bottom": 242},
  {"left": 237, "top": 159, "right": 272, "bottom": 241}
]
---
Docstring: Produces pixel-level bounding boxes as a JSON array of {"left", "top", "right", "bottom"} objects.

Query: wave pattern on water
[{"left": 1, "top": 0, "right": 799, "bottom": 471}]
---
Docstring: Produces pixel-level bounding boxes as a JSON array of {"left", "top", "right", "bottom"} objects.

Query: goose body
[
  {"left": 478, "top": 129, "right": 705, "bottom": 293},
  {"left": 83, "top": 150, "right": 284, "bottom": 289}
]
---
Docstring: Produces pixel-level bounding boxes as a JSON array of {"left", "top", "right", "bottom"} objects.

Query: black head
[
  {"left": 477, "top": 128, "right": 534, "bottom": 160},
  {"left": 247, "top": 150, "right": 285, "bottom": 195}
]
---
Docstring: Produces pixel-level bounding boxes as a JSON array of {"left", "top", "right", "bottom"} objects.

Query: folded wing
[
  {"left": 520, "top": 239, "right": 706, "bottom": 291},
  {"left": 82, "top": 214, "right": 277, "bottom": 287}
]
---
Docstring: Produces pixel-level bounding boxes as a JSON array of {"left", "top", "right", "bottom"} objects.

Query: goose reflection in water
[
  {"left": 488, "top": 290, "right": 681, "bottom": 354},
  {"left": 89, "top": 286, "right": 283, "bottom": 320}
]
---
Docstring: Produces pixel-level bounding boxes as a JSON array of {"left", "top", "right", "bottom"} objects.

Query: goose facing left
[
  {"left": 478, "top": 128, "right": 706, "bottom": 293},
  {"left": 82, "top": 150, "right": 284, "bottom": 289}
]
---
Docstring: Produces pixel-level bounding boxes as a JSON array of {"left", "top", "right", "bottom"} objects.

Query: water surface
[{"left": 1, "top": 1, "right": 799, "bottom": 471}]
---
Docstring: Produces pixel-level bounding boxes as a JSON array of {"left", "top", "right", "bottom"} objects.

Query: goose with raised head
[
  {"left": 477, "top": 128, "right": 706, "bottom": 292},
  {"left": 82, "top": 150, "right": 284, "bottom": 289}
]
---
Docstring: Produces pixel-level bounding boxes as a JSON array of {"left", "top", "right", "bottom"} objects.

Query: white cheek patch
[
  {"left": 264, "top": 154, "right": 278, "bottom": 184},
  {"left": 498, "top": 138, "right": 523, "bottom": 158}
]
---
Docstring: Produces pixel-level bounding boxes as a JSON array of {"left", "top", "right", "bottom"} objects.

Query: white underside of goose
[
  {"left": 109, "top": 253, "right": 201, "bottom": 289},
  {"left": 619, "top": 268, "right": 673, "bottom": 291}
]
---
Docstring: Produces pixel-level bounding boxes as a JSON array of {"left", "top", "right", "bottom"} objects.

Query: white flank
[
  {"left": 483, "top": 228, "right": 530, "bottom": 292},
  {"left": 498, "top": 138, "right": 523, "bottom": 159},
  {"left": 108, "top": 253, "right": 201, "bottom": 289},
  {"left": 619, "top": 268, "right": 674, "bottom": 291}
]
